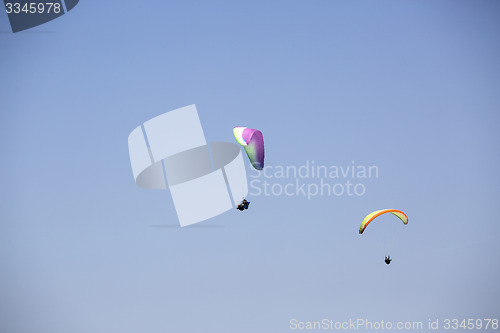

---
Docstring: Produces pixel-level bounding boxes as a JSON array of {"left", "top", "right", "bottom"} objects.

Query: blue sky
[{"left": 1, "top": 1, "right": 499, "bottom": 332}]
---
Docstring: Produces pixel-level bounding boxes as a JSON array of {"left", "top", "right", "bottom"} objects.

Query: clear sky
[{"left": 1, "top": 1, "right": 499, "bottom": 332}]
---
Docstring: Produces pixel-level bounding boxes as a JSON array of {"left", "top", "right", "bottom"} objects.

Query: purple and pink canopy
[{"left": 233, "top": 127, "right": 265, "bottom": 170}]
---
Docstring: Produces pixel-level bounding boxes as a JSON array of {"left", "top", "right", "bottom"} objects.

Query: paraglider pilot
[
  {"left": 384, "top": 256, "right": 392, "bottom": 265},
  {"left": 237, "top": 199, "right": 250, "bottom": 211}
]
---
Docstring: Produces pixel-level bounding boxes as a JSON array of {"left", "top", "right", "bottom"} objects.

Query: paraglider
[
  {"left": 359, "top": 209, "right": 408, "bottom": 264},
  {"left": 236, "top": 199, "right": 250, "bottom": 211},
  {"left": 359, "top": 209, "right": 408, "bottom": 234},
  {"left": 233, "top": 127, "right": 264, "bottom": 211},
  {"left": 233, "top": 127, "right": 265, "bottom": 170}
]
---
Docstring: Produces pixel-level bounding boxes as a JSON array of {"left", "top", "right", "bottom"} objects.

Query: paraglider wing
[
  {"left": 359, "top": 209, "right": 408, "bottom": 234},
  {"left": 233, "top": 127, "right": 265, "bottom": 170}
]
